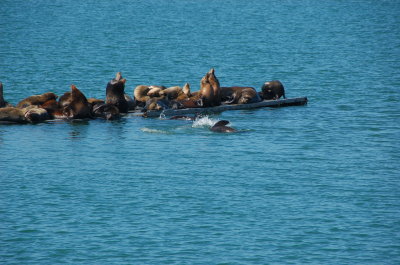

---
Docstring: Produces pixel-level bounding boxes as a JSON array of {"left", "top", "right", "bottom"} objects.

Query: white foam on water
[
  {"left": 140, "top": 127, "right": 170, "bottom": 134},
  {"left": 192, "top": 115, "right": 218, "bottom": 128}
]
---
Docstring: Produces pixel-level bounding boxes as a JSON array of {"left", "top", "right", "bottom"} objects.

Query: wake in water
[{"left": 140, "top": 127, "right": 172, "bottom": 134}]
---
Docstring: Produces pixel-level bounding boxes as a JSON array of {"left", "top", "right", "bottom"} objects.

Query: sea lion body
[
  {"left": 221, "top": 86, "right": 261, "bottom": 104},
  {"left": 0, "top": 106, "right": 49, "bottom": 123},
  {"left": 207, "top": 68, "right": 221, "bottom": 106},
  {"left": 92, "top": 103, "right": 120, "bottom": 120},
  {"left": 106, "top": 72, "right": 128, "bottom": 113},
  {"left": 62, "top": 85, "right": 92, "bottom": 119},
  {"left": 147, "top": 86, "right": 166, "bottom": 97},
  {"left": 134, "top": 85, "right": 151, "bottom": 105},
  {"left": 210, "top": 120, "right": 236, "bottom": 133},
  {"left": 17, "top": 92, "right": 58, "bottom": 108},
  {"left": 261, "top": 80, "right": 286, "bottom": 100}
]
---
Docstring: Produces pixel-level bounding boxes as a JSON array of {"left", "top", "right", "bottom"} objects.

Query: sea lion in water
[
  {"left": 0, "top": 82, "right": 12, "bottom": 108},
  {"left": 210, "top": 120, "right": 236, "bottom": 133},
  {"left": 106, "top": 72, "right": 129, "bottom": 113},
  {"left": 220, "top": 86, "right": 261, "bottom": 104},
  {"left": 16, "top": 92, "right": 58, "bottom": 108},
  {"left": 261, "top": 80, "right": 286, "bottom": 100}
]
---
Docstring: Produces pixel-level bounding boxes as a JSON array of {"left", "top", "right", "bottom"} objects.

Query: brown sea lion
[
  {"left": 220, "top": 86, "right": 262, "bottom": 104},
  {"left": 207, "top": 68, "right": 221, "bottom": 106},
  {"left": 261, "top": 80, "right": 286, "bottom": 100},
  {"left": 106, "top": 72, "right": 128, "bottom": 113},
  {"left": 134, "top": 85, "right": 151, "bottom": 104},
  {"left": 199, "top": 72, "right": 215, "bottom": 107},
  {"left": 62, "top": 85, "right": 92, "bottom": 119},
  {"left": 87, "top": 98, "right": 105, "bottom": 105},
  {"left": 0, "top": 82, "right": 12, "bottom": 108},
  {"left": 16, "top": 92, "right": 58, "bottom": 108},
  {"left": 210, "top": 120, "right": 236, "bottom": 133},
  {"left": 143, "top": 97, "right": 172, "bottom": 111},
  {"left": 0, "top": 106, "right": 49, "bottom": 123},
  {"left": 147, "top": 85, "right": 166, "bottom": 97}
]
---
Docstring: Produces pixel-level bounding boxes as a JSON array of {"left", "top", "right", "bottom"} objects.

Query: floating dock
[{"left": 132, "top": 97, "right": 308, "bottom": 117}]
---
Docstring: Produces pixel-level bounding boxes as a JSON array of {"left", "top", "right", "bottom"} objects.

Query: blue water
[{"left": 1, "top": 0, "right": 400, "bottom": 264}]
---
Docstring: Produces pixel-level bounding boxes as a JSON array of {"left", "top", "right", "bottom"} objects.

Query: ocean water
[{"left": 1, "top": 0, "right": 399, "bottom": 264}]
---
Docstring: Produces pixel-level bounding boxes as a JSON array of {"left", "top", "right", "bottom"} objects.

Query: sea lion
[
  {"left": 87, "top": 98, "right": 105, "bottom": 105},
  {"left": 160, "top": 86, "right": 187, "bottom": 100},
  {"left": 147, "top": 85, "right": 166, "bottom": 97},
  {"left": 210, "top": 120, "right": 236, "bottom": 133},
  {"left": 62, "top": 85, "right": 92, "bottom": 119},
  {"left": 207, "top": 68, "right": 221, "bottom": 106},
  {"left": 134, "top": 85, "right": 151, "bottom": 105},
  {"left": 106, "top": 72, "right": 129, "bottom": 113},
  {"left": 143, "top": 97, "right": 172, "bottom": 111},
  {"left": 261, "top": 80, "right": 286, "bottom": 100},
  {"left": 0, "top": 106, "right": 49, "bottom": 123},
  {"left": 124, "top": 94, "right": 135, "bottom": 111},
  {"left": 220, "top": 86, "right": 262, "bottom": 104},
  {"left": 199, "top": 72, "right": 215, "bottom": 107},
  {"left": 0, "top": 107, "right": 27, "bottom": 123},
  {"left": 0, "top": 82, "right": 12, "bottom": 108},
  {"left": 16, "top": 92, "right": 58, "bottom": 108},
  {"left": 92, "top": 103, "right": 120, "bottom": 120},
  {"left": 58, "top": 91, "right": 72, "bottom": 108}
]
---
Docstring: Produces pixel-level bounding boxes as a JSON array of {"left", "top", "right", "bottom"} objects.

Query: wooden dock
[{"left": 131, "top": 97, "right": 308, "bottom": 117}]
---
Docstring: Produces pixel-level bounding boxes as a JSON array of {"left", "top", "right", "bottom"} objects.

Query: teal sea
[{"left": 1, "top": 0, "right": 399, "bottom": 264}]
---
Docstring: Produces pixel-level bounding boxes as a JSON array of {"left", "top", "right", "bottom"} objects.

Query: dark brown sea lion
[
  {"left": 62, "top": 85, "right": 92, "bottom": 119},
  {"left": 261, "top": 80, "right": 286, "bottom": 100},
  {"left": 16, "top": 92, "right": 58, "bottom": 108},
  {"left": 92, "top": 103, "right": 120, "bottom": 120},
  {"left": 106, "top": 72, "right": 129, "bottom": 113},
  {"left": 210, "top": 120, "right": 236, "bottom": 133},
  {"left": 0, "top": 82, "right": 12, "bottom": 108},
  {"left": 220, "top": 86, "right": 262, "bottom": 104}
]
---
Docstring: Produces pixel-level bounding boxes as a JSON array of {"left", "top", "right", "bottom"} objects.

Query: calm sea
[{"left": 1, "top": 0, "right": 399, "bottom": 264}]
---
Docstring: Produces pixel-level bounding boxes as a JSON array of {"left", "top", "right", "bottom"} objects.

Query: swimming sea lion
[
  {"left": 106, "top": 72, "right": 129, "bottom": 113},
  {"left": 220, "top": 86, "right": 262, "bottom": 104},
  {"left": 16, "top": 92, "right": 58, "bottom": 108},
  {"left": 261, "top": 80, "right": 286, "bottom": 100},
  {"left": 210, "top": 120, "right": 237, "bottom": 133}
]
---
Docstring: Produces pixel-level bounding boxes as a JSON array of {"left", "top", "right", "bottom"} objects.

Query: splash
[{"left": 192, "top": 115, "right": 217, "bottom": 128}]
